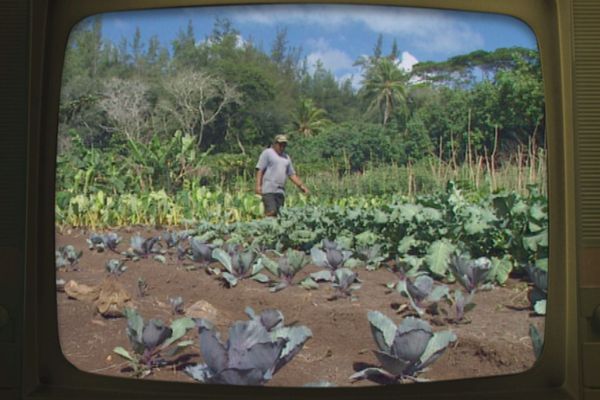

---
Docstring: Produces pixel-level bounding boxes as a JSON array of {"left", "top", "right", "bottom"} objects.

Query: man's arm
[
  {"left": 255, "top": 169, "right": 264, "bottom": 195},
  {"left": 289, "top": 174, "right": 309, "bottom": 194}
]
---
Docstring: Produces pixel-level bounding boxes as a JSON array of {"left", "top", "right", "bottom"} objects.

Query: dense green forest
[{"left": 57, "top": 16, "right": 544, "bottom": 203}]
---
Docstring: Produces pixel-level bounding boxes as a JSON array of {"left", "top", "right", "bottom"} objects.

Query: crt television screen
[{"left": 54, "top": 3, "right": 547, "bottom": 387}]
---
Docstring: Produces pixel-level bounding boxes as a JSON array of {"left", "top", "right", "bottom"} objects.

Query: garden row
[{"left": 57, "top": 226, "right": 546, "bottom": 384}]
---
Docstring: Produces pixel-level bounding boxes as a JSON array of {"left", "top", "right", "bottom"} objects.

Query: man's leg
[
  {"left": 275, "top": 193, "right": 285, "bottom": 215},
  {"left": 262, "top": 193, "right": 278, "bottom": 217}
]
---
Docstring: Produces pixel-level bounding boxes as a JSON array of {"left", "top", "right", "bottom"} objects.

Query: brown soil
[{"left": 56, "top": 227, "right": 545, "bottom": 387}]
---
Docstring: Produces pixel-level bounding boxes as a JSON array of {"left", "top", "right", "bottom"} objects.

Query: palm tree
[
  {"left": 361, "top": 58, "right": 408, "bottom": 126},
  {"left": 291, "top": 98, "right": 331, "bottom": 137}
]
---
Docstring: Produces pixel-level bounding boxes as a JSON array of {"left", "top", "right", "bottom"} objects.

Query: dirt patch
[{"left": 55, "top": 228, "right": 545, "bottom": 386}]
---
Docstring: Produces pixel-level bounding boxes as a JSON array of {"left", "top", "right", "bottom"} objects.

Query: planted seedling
[
  {"left": 105, "top": 259, "right": 127, "bottom": 276},
  {"left": 169, "top": 296, "right": 184, "bottom": 315},
  {"left": 329, "top": 268, "right": 361, "bottom": 301},
  {"left": 113, "top": 308, "right": 195, "bottom": 378},
  {"left": 395, "top": 275, "right": 449, "bottom": 316},
  {"left": 526, "top": 264, "right": 547, "bottom": 315},
  {"left": 444, "top": 289, "right": 476, "bottom": 324},
  {"left": 350, "top": 311, "right": 456, "bottom": 383},
  {"left": 55, "top": 245, "right": 83, "bottom": 271},
  {"left": 137, "top": 277, "right": 148, "bottom": 297},
  {"left": 261, "top": 249, "right": 309, "bottom": 292},
  {"left": 212, "top": 246, "right": 268, "bottom": 287},
  {"left": 185, "top": 307, "right": 311, "bottom": 385},
  {"left": 87, "top": 232, "right": 122, "bottom": 253}
]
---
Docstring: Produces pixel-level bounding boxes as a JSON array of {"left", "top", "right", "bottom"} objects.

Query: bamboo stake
[
  {"left": 491, "top": 125, "right": 499, "bottom": 191},
  {"left": 517, "top": 145, "right": 523, "bottom": 193},
  {"left": 467, "top": 108, "right": 473, "bottom": 182}
]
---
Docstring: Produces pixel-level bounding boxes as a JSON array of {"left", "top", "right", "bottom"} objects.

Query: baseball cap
[{"left": 274, "top": 134, "right": 288, "bottom": 143}]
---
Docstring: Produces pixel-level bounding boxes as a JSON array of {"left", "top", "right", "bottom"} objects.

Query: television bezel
[{"left": 23, "top": 0, "right": 579, "bottom": 399}]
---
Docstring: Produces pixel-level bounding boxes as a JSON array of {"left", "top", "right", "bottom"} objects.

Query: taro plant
[
  {"left": 87, "top": 232, "right": 122, "bottom": 253},
  {"left": 55, "top": 245, "right": 82, "bottom": 271},
  {"left": 394, "top": 274, "right": 449, "bottom": 316},
  {"left": 261, "top": 249, "right": 310, "bottom": 292},
  {"left": 212, "top": 246, "right": 269, "bottom": 287},
  {"left": 185, "top": 307, "right": 312, "bottom": 385},
  {"left": 350, "top": 311, "right": 456, "bottom": 383},
  {"left": 329, "top": 268, "right": 361, "bottom": 301},
  {"left": 113, "top": 308, "right": 195, "bottom": 378},
  {"left": 105, "top": 259, "right": 127, "bottom": 276},
  {"left": 526, "top": 264, "right": 547, "bottom": 315}
]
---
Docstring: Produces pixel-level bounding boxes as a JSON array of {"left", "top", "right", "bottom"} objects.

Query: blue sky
[{"left": 93, "top": 4, "right": 537, "bottom": 87}]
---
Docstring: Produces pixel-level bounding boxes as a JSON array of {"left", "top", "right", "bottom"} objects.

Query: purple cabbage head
[
  {"left": 449, "top": 254, "right": 491, "bottom": 293},
  {"left": 350, "top": 311, "right": 456, "bottom": 382},
  {"left": 185, "top": 307, "right": 312, "bottom": 385}
]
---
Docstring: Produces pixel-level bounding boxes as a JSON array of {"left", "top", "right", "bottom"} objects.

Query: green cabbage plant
[{"left": 350, "top": 311, "right": 456, "bottom": 383}]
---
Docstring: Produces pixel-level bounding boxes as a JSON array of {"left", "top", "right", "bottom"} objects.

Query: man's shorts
[{"left": 262, "top": 193, "right": 285, "bottom": 215}]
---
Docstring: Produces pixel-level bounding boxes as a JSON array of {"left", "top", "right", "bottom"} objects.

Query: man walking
[{"left": 255, "top": 134, "right": 309, "bottom": 216}]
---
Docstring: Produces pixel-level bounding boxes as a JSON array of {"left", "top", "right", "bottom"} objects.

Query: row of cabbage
[
  {"left": 112, "top": 305, "right": 459, "bottom": 385},
  {"left": 186, "top": 182, "right": 548, "bottom": 284}
]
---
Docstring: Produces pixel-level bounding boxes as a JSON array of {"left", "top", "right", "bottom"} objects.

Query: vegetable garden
[{"left": 56, "top": 181, "right": 547, "bottom": 386}]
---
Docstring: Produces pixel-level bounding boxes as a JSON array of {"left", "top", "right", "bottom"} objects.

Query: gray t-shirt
[{"left": 256, "top": 147, "right": 296, "bottom": 194}]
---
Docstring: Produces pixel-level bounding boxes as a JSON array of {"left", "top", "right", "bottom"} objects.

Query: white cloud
[
  {"left": 305, "top": 39, "right": 354, "bottom": 73},
  {"left": 225, "top": 4, "right": 484, "bottom": 56}
]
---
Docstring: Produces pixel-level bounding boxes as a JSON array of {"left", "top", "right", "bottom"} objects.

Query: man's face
[{"left": 274, "top": 141, "right": 287, "bottom": 154}]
